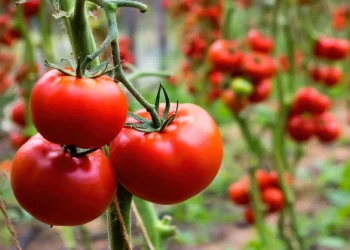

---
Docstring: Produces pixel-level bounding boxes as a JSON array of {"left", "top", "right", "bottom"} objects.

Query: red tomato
[
  {"left": 11, "top": 134, "right": 117, "bottom": 226},
  {"left": 249, "top": 78, "right": 272, "bottom": 103},
  {"left": 23, "top": 0, "right": 40, "bottom": 17},
  {"left": 287, "top": 115, "right": 315, "bottom": 142},
  {"left": 292, "top": 87, "right": 330, "bottom": 115},
  {"left": 309, "top": 66, "right": 326, "bottom": 82},
  {"left": 243, "top": 53, "right": 276, "bottom": 80},
  {"left": 246, "top": 29, "right": 274, "bottom": 54},
  {"left": 262, "top": 188, "right": 285, "bottom": 212},
  {"left": 314, "top": 37, "right": 333, "bottom": 59},
  {"left": 30, "top": 70, "right": 128, "bottom": 149},
  {"left": 10, "top": 100, "right": 26, "bottom": 127},
  {"left": 268, "top": 172, "right": 293, "bottom": 188},
  {"left": 329, "top": 39, "right": 349, "bottom": 61},
  {"left": 9, "top": 132, "right": 30, "bottom": 149},
  {"left": 208, "top": 71, "right": 224, "bottom": 87},
  {"left": 221, "top": 89, "right": 249, "bottom": 113},
  {"left": 323, "top": 67, "right": 343, "bottom": 87},
  {"left": 315, "top": 113, "right": 341, "bottom": 143},
  {"left": 256, "top": 170, "right": 272, "bottom": 190},
  {"left": 208, "top": 40, "right": 244, "bottom": 72},
  {"left": 228, "top": 180, "right": 250, "bottom": 205},
  {"left": 110, "top": 103, "right": 223, "bottom": 205},
  {"left": 244, "top": 207, "right": 255, "bottom": 224}
]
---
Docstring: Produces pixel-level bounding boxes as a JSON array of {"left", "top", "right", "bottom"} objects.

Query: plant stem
[
  {"left": 272, "top": 1, "right": 305, "bottom": 249},
  {"left": 108, "top": 184, "right": 133, "bottom": 250},
  {"left": 248, "top": 166, "right": 268, "bottom": 247},
  {"left": 79, "top": 225, "right": 92, "bottom": 250},
  {"left": 133, "top": 198, "right": 176, "bottom": 250},
  {"left": 59, "top": 0, "right": 99, "bottom": 68},
  {"left": 39, "top": 0, "right": 55, "bottom": 61},
  {"left": 127, "top": 71, "right": 171, "bottom": 82},
  {"left": 278, "top": 210, "right": 294, "bottom": 250}
]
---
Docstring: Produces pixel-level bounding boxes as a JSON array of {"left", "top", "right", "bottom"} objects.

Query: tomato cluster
[
  {"left": 207, "top": 29, "right": 276, "bottom": 112},
  {"left": 228, "top": 170, "right": 291, "bottom": 224},
  {"left": 287, "top": 87, "right": 340, "bottom": 143},
  {"left": 314, "top": 37, "right": 349, "bottom": 61},
  {"left": 309, "top": 65, "right": 343, "bottom": 87},
  {"left": 0, "top": 0, "right": 40, "bottom": 46}
]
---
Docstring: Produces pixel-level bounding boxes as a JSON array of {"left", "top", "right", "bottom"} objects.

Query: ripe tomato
[
  {"left": 208, "top": 40, "right": 244, "bottom": 72},
  {"left": 268, "top": 171, "right": 293, "bottom": 188},
  {"left": 309, "top": 65, "right": 326, "bottom": 82},
  {"left": 249, "top": 78, "right": 272, "bottom": 103},
  {"left": 228, "top": 180, "right": 250, "bottom": 205},
  {"left": 314, "top": 37, "right": 333, "bottom": 58},
  {"left": 246, "top": 29, "right": 274, "bottom": 54},
  {"left": 9, "top": 131, "right": 29, "bottom": 150},
  {"left": 11, "top": 134, "right": 117, "bottom": 226},
  {"left": 23, "top": 0, "right": 40, "bottom": 17},
  {"left": 243, "top": 53, "right": 276, "bottom": 80},
  {"left": 110, "top": 103, "right": 223, "bottom": 205},
  {"left": 315, "top": 113, "right": 341, "bottom": 143},
  {"left": 323, "top": 67, "right": 343, "bottom": 87},
  {"left": 221, "top": 89, "right": 249, "bottom": 113},
  {"left": 262, "top": 188, "right": 285, "bottom": 212},
  {"left": 329, "top": 39, "right": 349, "bottom": 61},
  {"left": 30, "top": 70, "right": 128, "bottom": 149},
  {"left": 244, "top": 207, "right": 255, "bottom": 224},
  {"left": 10, "top": 100, "right": 26, "bottom": 127},
  {"left": 287, "top": 115, "right": 315, "bottom": 142},
  {"left": 256, "top": 170, "right": 272, "bottom": 190},
  {"left": 208, "top": 71, "right": 224, "bottom": 87},
  {"left": 292, "top": 87, "right": 330, "bottom": 115}
]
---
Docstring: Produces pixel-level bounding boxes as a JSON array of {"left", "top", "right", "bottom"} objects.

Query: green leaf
[
  {"left": 326, "top": 190, "right": 350, "bottom": 207},
  {"left": 317, "top": 237, "right": 346, "bottom": 249}
]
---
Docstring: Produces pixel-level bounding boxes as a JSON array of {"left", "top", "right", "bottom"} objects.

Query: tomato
[
  {"left": 292, "top": 87, "right": 330, "bottom": 115},
  {"left": 314, "top": 37, "right": 333, "bottom": 58},
  {"left": 249, "top": 78, "right": 272, "bottom": 103},
  {"left": 30, "top": 70, "right": 128, "bottom": 149},
  {"left": 110, "top": 103, "right": 223, "bottom": 205},
  {"left": 323, "top": 67, "right": 343, "bottom": 87},
  {"left": 208, "top": 40, "right": 244, "bottom": 72},
  {"left": 287, "top": 115, "right": 315, "bottom": 142},
  {"left": 268, "top": 171, "right": 293, "bottom": 188},
  {"left": 10, "top": 100, "right": 26, "bottom": 127},
  {"left": 243, "top": 53, "right": 276, "bottom": 80},
  {"left": 228, "top": 180, "right": 250, "bottom": 205},
  {"left": 262, "top": 188, "right": 284, "bottom": 212},
  {"left": 246, "top": 29, "right": 274, "bottom": 54},
  {"left": 11, "top": 134, "right": 117, "bottom": 226},
  {"left": 328, "top": 39, "right": 349, "bottom": 61},
  {"left": 243, "top": 207, "right": 255, "bottom": 224},
  {"left": 208, "top": 71, "right": 224, "bottom": 87},
  {"left": 315, "top": 113, "right": 341, "bottom": 143},
  {"left": 256, "top": 170, "right": 272, "bottom": 191},
  {"left": 9, "top": 132, "right": 30, "bottom": 149},
  {"left": 309, "top": 65, "right": 326, "bottom": 82},
  {"left": 221, "top": 89, "right": 249, "bottom": 113},
  {"left": 23, "top": 0, "right": 40, "bottom": 17}
]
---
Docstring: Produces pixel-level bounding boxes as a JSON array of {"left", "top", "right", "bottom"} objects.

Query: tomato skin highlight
[
  {"left": 110, "top": 103, "right": 223, "bottom": 205},
  {"left": 30, "top": 70, "right": 128, "bottom": 149},
  {"left": 10, "top": 134, "right": 117, "bottom": 226}
]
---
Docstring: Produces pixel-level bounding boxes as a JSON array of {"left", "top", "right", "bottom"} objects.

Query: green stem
[
  {"left": 39, "top": 0, "right": 55, "bottom": 61},
  {"left": 79, "top": 225, "right": 92, "bottom": 250},
  {"left": 233, "top": 114, "right": 263, "bottom": 158},
  {"left": 278, "top": 210, "right": 294, "bottom": 250},
  {"left": 272, "top": 2, "right": 304, "bottom": 249},
  {"left": 57, "top": 227, "right": 76, "bottom": 250},
  {"left": 128, "top": 71, "right": 171, "bottom": 82},
  {"left": 133, "top": 198, "right": 176, "bottom": 250},
  {"left": 103, "top": 7, "right": 161, "bottom": 128},
  {"left": 108, "top": 184, "right": 132, "bottom": 250},
  {"left": 59, "top": 0, "right": 99, "bottom": 68},
  {"left": 248, "top": 166, "right": 268, "bottom": 247},
  {"left": 222, "top": 0, "right": 234, "bottom": 40}
]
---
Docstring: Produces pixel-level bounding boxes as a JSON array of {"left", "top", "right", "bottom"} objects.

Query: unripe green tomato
[{"left": 231, "top": 78, "right": 253, "bottom": 96}]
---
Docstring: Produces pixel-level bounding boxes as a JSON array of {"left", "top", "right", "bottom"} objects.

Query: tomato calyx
[
  {"left": 62, "top": 145, "right": 99, "bottom": 158},
  {"left": 44, "top": 56, "right": 120, "bottom": 79},
  {"left": 125, "top": 84, "right": 179, "bottom": 133}
]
